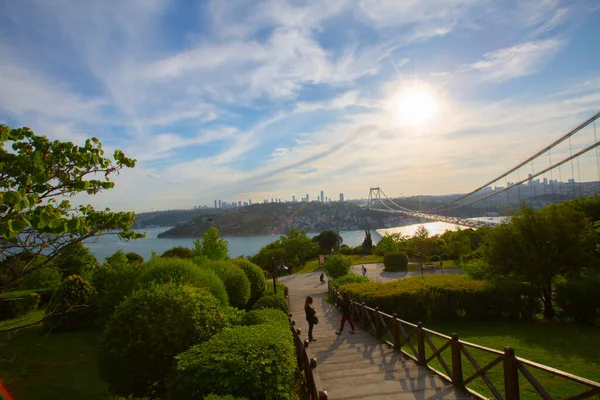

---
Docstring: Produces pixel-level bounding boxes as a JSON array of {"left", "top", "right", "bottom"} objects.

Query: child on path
[
  {"left": 362, "top": 265, "right": 366, "bottom": 276},
  {"left": 305, "top": 296, "right": 317, "bottom": 342},
  {"left": 335, "top": 292, "right": 355, "bottom": 335}
]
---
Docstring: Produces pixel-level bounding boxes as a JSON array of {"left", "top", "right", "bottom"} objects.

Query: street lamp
[{"left": 271, "top": 257, "right": 289, "bottom": 295}]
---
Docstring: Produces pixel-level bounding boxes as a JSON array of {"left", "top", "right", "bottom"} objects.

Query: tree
[
  {"left": 280, "top": 228, "right": 318, "bottom": 269},
  {"left": 312, "top": 230, "right": 340, "bottom": 254},
  {"left": 53, "top": 241, "right": 98, "bottom": 278},
  {"left": 374, "top": 233, "right": 405, "bottom": 256},
  {"left": 361, "top": 229, "right": 373, "bottom": 254},
  {"left": 191, "top": 227, "right": 229, "bottom": 261},
  {"left": 0, "top": 125, "right": 144, "bottom": 292},
  {"left": 322, "top": 254, "right": 351, "bottom": 278},
  {"left": 484, "top": 204, "right": 597, "bottom": 320}
]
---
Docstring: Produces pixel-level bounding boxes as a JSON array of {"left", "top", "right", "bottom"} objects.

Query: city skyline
[{"left": 1, "top": 1, "right": 600, "bottom": 212}]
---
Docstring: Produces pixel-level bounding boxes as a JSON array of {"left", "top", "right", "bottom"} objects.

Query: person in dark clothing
[
  {"left": 335, "top": 292, "right": 355, "bottom": 335},
  {"left": 319, "top": 273, "right": 325, "bottom": 284},
  {"left": 305, "top": 296, "right": 317, "bottom": 342}
]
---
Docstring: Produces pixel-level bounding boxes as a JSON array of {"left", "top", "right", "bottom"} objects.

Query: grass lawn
[
  {"left": 419, "top": 320, "right": 600, "bottom": 399},
  {"left": 0, "top": 312, "right": 109, "bottom": 400},
  {"left": 297, "top": 254, "right": 384, "bottom": 274}
]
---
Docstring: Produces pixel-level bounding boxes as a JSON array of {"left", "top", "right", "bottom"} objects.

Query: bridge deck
[{"left": 281, "top": 272, "right": 471, "bottom": 400}]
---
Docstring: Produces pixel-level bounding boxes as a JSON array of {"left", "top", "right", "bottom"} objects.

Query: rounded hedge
[
  {"left": 125, "top": 252, "right": 144, "bottom": 264},
  {"left": 383, "top": 252, "right": 409, "bottom": 272},
  {"left": 330, "top": 273, "right": 370, "bottom": 290},
  {"left": 161, "top": 246, "right": 193, "bottom": 259},
  {"left": 252, "top": 294, "right": 289, "bottom": 314},
  {"left": 97, "top": 284, "right": 227, "bottom": 397},
  {"left": 322, "top": 254, "right": 351, "bottom": 278},
  {"left": 201, "top": 261, "right": 251, "bottom": 309},
  {"left": 43, "top": 275, "right": 96, "bottom": 332},
  {"left": 262, "top": 281, "right": 287, "bottom": 298},
  {"left": 138, "top": 258, "right": 228, "bottom": 306},
  {"left": 242, "top": 308, "right": 289, "bottom": 330},
  {"left": 231, "top": 259, "right": 266, "bottom": 303},
  {"left": 166, "top": 325, "right": 296, "bottom": 400}
]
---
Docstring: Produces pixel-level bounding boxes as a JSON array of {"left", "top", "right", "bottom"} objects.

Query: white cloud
[
  {"left": 147, "top": 173, "right": 160, "bottom": 179},
  {"left": 465, "top": 38, "right": 564, "bottom": 82}
]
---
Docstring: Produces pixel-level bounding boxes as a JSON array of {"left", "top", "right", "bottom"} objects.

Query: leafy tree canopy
[
  {"left": 312, "top": 229, "right": 340, "bottom": 254},
  {"left": 0, "top": 125, "right": 144, "bottom": 291}
]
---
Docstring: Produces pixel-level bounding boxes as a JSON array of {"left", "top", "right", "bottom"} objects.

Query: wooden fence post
[
  {"left": 417, "top": 322, "right": 426, "bottom": 365},
  {"left": 451, "top": 333, "right": 464, "bottom": 390},
  {"left": 503, "top": 346, "right": 520, "bottom": 400},
  {"left": 361, "top": 302, "right": 366, "bottom": 327},
  {"left": 392, "top": 313, "right": 400, "bottom": 351},
  {"left": 374, "top": 307, "right": 382, "bottom": 338}
]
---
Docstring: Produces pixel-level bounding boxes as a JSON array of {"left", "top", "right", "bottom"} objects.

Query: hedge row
[
  {"left": 555, "top": 276, "right": 600, "bottom": 325},
  {"left": 0, "top": 289, "right": 40, "bottom": 321},
  {"left": 383, "top": 252, "right": 408, "bottom": 272},
  {"left": 341, "top": 275, "right": 540, "bottom": 322},
  {"left": 330, "top": 273, "right": 370, "bottom": 290}
]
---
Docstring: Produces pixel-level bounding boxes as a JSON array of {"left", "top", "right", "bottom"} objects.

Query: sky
[{"left": 1, "top": 0, "right": 600, "bottom": 212}]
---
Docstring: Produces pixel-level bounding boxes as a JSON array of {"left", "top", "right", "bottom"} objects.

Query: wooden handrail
[
  {"left": 328, "top": 283, "right": 600, "bottom": 400},
  {"left": 285, "top": 286, "right": 328, "bottom": 400}
]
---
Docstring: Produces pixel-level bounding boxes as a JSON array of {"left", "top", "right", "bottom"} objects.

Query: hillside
[{"left": 157, "top": 202, "right": 427, "bottom": 237}]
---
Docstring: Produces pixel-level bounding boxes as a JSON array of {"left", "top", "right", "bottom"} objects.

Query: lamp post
[{"left": 271, "top": 257, "right": 289, "bottom": 295}]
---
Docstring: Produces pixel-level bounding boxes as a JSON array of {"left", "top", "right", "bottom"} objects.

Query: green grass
[
  {"left": 297, "top": 255, "right": 384, "bottom": 274},
  {"left": 415, "top": 320, "right": 600, "bottom": 400},
  {"left": 0, "top": 316, "right": 109, "bottom": 400}
]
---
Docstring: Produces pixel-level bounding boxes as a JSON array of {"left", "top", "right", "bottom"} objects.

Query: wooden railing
[
  {"left": 284, "top": 286, "right": 328, "bottom": 400},
  {"left": 329, "top": 283, "right": 600, "bottom": 400}
]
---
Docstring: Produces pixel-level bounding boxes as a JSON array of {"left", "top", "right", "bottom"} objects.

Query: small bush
[
  {"left": 262, "top": 281, "right": 287, "bottom": 298},
  {"left": 224, "top": 306, "right": 246, "bottom": 326},
  {"left": 138, "top": 258, "right": 228, "bottom": 306},
  {"left": 126, "top": 252, "right": 144, "bottom": 264},
  {"left": 202, "top": 261, "right": 251, "bottom": 309},
  {"left": 242, "top": 308, "right": 289, "bottom": 330},
  {"left": 556, "top": 276, "right": 600, "bottom": 324},
  {"left": 162, "top": 246, "right": 193, "bottom": 259},
  {"left": 18, "top": 267, "right": 61, "bottom": 290},
  {"left": 383, "top": 252, "right": 408, "bottom": 272},
  {"left": 0, "top": 290, "right": 40, "bottom": 321},
  {"left": 166, "top": 325, "right": 296, "bottom": 400},
  {"left": 53, "top": 242, "right": 98, "bottom": 278},
  {"left": 98, "top": 284, "right": 227, "bottom": 397},
  {"left": 462, "top": 260, "right": 492, "bottom": 280},
  {"left": 322, "top": 254, "right": 351, "bottom": 278},
  {"left": 231, "top": 259, "right": 267, "bottom": 305},
  {"left": 330, "top": 273, "right": 370, "bottom": 290},
  {"left": 253, "top": 294, "right": 289, "bottom": 315},
  {"left": 91, "top": 261, "right": 146, "bottom": 325},
  {"left": 44, "top": 275, "right": 96, "bottom": 331}
]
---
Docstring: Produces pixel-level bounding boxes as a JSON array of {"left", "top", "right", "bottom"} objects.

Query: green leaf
[
  {"left": 8, "top": 219, "right": 28, "bottom": 233},
  {"left": 3, "top": 190, "right": 21, "bottom": 205}
]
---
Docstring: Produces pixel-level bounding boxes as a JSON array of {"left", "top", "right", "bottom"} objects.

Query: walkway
[
  {"left": 279, "top": 271, "right": 471, "bottom": 400},
  {"left": 350, "top": 263, "right": 462, "bottom": 283}
]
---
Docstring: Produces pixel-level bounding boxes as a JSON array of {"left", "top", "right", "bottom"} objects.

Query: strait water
[{"left": 85, "top": 218, "right": 506, "bottom": 263}]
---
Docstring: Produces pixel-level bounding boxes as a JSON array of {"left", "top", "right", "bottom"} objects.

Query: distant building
[
  {"left": 320, "top": 191, "right": 324, "bottom": 203},
  {"left": 339, "top": 193, "right": 344, "bottom": 202},
  {"left": 292, "top": 195, "right": 296, "bottom": 202},
  {"left": 306, "top": 193, "right": 310, "bottom": 202},
  {"left": 218, "top": 200, "right": 222, "bottom": 208},
  {"left": 214, "top": 200, "right": 217, "bottom": 209}
]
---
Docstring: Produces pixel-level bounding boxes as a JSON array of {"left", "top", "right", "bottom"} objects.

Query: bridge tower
[{"left": 368, "top": 187, "right": 382, "bottom": 209}]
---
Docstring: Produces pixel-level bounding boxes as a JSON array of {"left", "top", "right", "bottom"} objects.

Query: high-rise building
[
  {"left": 306, "top": 194, "right": 309, "bottom": 202},
  {"left": 249, "top": 199, "right": 252, "bottom": 205},
  {"left": 214, "top": 200, "right": 217, "bottom": 209},
  {"left": 339, "top": 193, "right": 344, "bottom": 202},
  {"left": 320, "top": 191, "right": 324, "bottom": 203},
  {"left": 218, "top": 200, "right": 222, "bottom": 208},
  {"left": 292, "top": 195, "right": 296, "bottom": 202}
]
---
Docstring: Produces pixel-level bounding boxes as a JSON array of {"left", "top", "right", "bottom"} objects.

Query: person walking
[
  {"left": 305, "top": 296, "right": 317, "bottom": 342},
  {"left": 361, "top": 265, "right": 366, "bottom": 276},
  {"left": 319, "top": 273, "right": 325, "bottom": 284},
  {"left": 335, "top": 292, "right": 355, "bottom": 335}
]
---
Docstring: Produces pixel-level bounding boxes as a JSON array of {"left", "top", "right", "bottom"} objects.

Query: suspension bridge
[{"left": 367, "top": 110, "right": 600, "bottom": 228}]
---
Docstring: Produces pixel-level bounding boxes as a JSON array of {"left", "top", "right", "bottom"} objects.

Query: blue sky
[{"left": 1, "top": 0, "right": 599, "bottom": 212}]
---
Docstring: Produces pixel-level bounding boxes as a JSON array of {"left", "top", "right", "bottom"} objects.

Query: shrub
[
  {"left": 0, "top": 290, "right": 40, "bottom": 321},
  {"left": 383, "top": 252, "right": 408, "bottom": 272},
  {"left": 18, "top": 267, "right": 61, "bottom": 290},
  {"left": 53, "top": 242, "right": 98, "bottom": 278},
  {"left": 330, "top": 273, "right": 370, "bottom": 290},
  {"left": 166, "top": 325, "right": 296, "bottom": 400},
  {"left": 342, "top": 275, "right": 539, "bottom": 323},
  {"left": 91, "top": 261, "right": 146, "bottom": 325},
  {"left": 161, "top": 246, "right": 193, "bottom": 259},
  {"left": 462, "top": 260, "right": 492, "bottom": 280},
  {"left": 126, "top": 252, "right": 144, "bottom": 264},
  {"left": 97, "top": 284, "right": 227, "bottom": 397},
  {"left": 253, "top": 294, "right": 289, "bottom": 314},
  {"left": 556, "top": 276, "right": 600, "bottom": 324},
  {"left": 138, "top": 258, "right": 228, "bottom": 306},
  {"left": 231, "top": 259, "right": 267, "bottom": 305},
  {"left": 322, "top": 254, "right": 351, "bottom": 278},
  {"left": 242, "top": 308, "right": 289, "bottom": 330},
  {"left": 201, "top": 261, "right": 251, "bottom": 309},
  {"left": 262, "top": 281, "right": 287, "bottom": 298},
  {"left": 224, "top": 306, "right": 246, "bottom": 326},
  {"left": 44, "top": 275, "right": 96, "bottom": 331}
]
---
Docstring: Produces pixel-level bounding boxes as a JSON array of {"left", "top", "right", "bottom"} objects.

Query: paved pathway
[
  {"left": 279, "top": 271, "right": 470, "bottom": 400},
  {"left": 350, "top": 263, "right": 462, "bottom": 283}
]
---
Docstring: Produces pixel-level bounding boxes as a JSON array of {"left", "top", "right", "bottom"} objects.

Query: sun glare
[{"left": 396, "top": 88, "right": 438, "bottom": 126}]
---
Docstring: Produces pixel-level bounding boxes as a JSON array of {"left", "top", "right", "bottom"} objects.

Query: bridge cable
[
  {"left": 426, "top": 110, "right": 600, "bottom": 212},
  {"left": 594, "top": 121, "right": 600, "bottom": 194}
]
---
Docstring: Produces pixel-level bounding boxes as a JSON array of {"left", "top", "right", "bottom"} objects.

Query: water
[
  {"left": 86, "top": 218, "right": 505, "bottom": 263},
  {"left": 85, "top": 228, "right": 385, "bottom": 263}
]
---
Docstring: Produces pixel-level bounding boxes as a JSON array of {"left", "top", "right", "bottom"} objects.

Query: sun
[{"left": 396, "top": 88, "right": 438, "bottom": 126}]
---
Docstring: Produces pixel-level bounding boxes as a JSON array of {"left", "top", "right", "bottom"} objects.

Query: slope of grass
[
  {"left": 297, "top": 255, "right": 384, "bottom": 274},
  {"left": 0, "top": 322, "right": 109, "bottom": 400}
]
